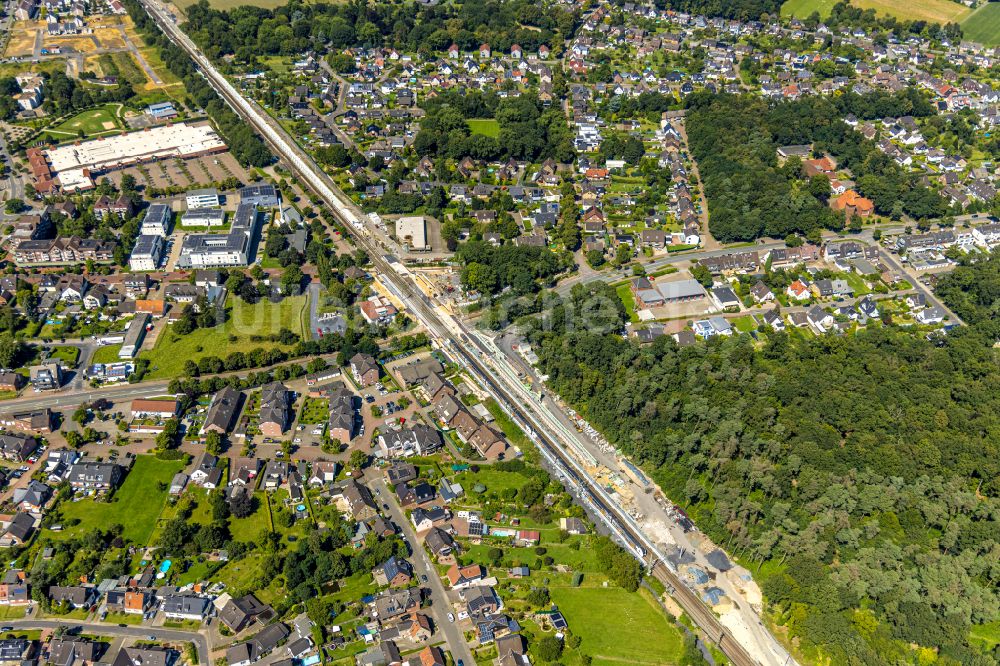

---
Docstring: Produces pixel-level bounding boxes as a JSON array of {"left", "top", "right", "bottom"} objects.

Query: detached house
[{"left": 372, "top": 556, "right": 413, "bottom": 588}]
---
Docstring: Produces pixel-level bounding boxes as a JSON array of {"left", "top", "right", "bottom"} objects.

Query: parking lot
[{"left": 104, "top": 151, "right": 249, "bottom": 193}]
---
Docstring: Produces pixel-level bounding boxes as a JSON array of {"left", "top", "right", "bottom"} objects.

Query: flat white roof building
[
  {"left": 395, "top": 216, "right": 427, "bottom": 251},
  {"left": 186, "top": 188, "right": 220, "bottom": 209},
  {"left": 177, "top": 203, "right": 260, "bottom": 268},
  {"left": 45, "top": 123, "right": 226, "bottom": 190},
  {"left": 129, "top": 235, "right": 164, "bottom": 272},
  {"left": 181, "top": 208, "right": 226, "bottom": 227}
]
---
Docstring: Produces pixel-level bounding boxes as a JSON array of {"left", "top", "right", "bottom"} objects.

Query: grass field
[
  {"left": 54, "top": 455, "right": 185, "bottom": 545},
  {"left": 42, "top": 104, "right": 123, "bottom": 142},
  {"left": 172, "top": 0, "right": 290, "bottom": 12},
  {"left": 91, "top": 344, "right": 123, "bottom": 366},
  {"left": 298, "top": 398, "right": 329, "bottom": 425},
  {"left": 961, "top": 3, "right": 1000, "bottom": 45},
  {"left": 616, "top": 283, "right": 641, "bottom": 323},
  {"left": 483, "top": 398, "right": 533, "bottom": 452},
  {"left": 141, "top": 295, "right": 308, "bottom": 379},
  {"left": 467, "top": 119, "right": 501, "bottom": 138},
  {"left": 781, "top": 0, "right": 842, "bottom": 17},
  {"left": 228, "top": 492, "right": 270, "bottom": 542},
  {"left": 733, "top": 315, "right": 757, "bottom": 333},
  {"left": 548, "top": 586, "right": 684, "bottom": 665}
]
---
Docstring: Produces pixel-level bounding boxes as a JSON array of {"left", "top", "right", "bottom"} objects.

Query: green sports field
[
  {"left": 41, "top": 104, "right": 123, "bottom": 142},
  {"left": 961, "top": 3, "right": 1000, "bottom": 45}
]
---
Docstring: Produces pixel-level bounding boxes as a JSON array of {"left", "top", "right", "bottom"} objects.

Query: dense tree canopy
[
  {"left": 524, "top": 277, "right": 1000, "bottom": 664},
  {"left": 455, "top": 240, "right": 565, "bottom": 296},
  {"left": 685, "top": 92, "right": 949, "bottom": 242},
  {"left": 179, "top": 0, "right": 576, "bottom": 62}
]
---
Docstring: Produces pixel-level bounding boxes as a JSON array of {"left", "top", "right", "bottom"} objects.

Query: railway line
[{"left": 132, "top": 2, "right": 783, "bottom": 663}]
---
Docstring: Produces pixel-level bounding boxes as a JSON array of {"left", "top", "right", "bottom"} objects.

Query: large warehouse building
[{"left": 41, "top": 123, "right": 227, "bottom": 192}]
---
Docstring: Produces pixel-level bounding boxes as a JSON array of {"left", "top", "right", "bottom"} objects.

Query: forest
[
  {"left": 455, "top": 240, "right": 566, "bottom": 296},
  {"left": 651, "top": 0, "right": 783, "bottom": 21},
  {"left": 179, "top": 0, "right": 576, "bottom": 63},
  {"left": 520, "top": 280, "right": 1000, "bottom": 665},
  {"left": 414, "top": 93, "right": 575, "bottom": 163},
  {"left": 686, "top": 92, "right": 951, "bottom": 242}
]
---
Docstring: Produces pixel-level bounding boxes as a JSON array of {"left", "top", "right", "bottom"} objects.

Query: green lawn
[
  {"left": 455, "top": 466, "right": 529, "bottom": 496},
  {"left": 42, "top": 104, "right": 123, "bottom": 142},
  {"left": 91, "top": 345, "right": 123, "bottom": 366},
  {"left": 141, "top": 295, "right": 309, "bottom": 379},
  {"left": 299, "top": 397, "right": 329, "bottom": 425},
  {"left": 732, "top": 315, "right": 757, "bottom": 333},
  {"left": 49, "top": 346, "right": 80, "bottom": 367},
  {"left": 616, "top": 283, "right": 640, "bottom": 324},
  {"left": 842, "top": 272, "right": 872, "bottom": 296},
  {"left": 0, "top": 606, "right": 26, "bottom": 621},
  {"left": 103, "top": 611, "right": 143, "bottom": 625},
  {"left": 467, "top": 119, "right": 500, "bottom": 138},
  {"left": 228, "top": 491, "right": 270, "bottom": 542},
  {"left": 548, "top": 586, "right": 684, "bottom": 665},
  {"left": 483, "top": 398, "right": 533, "bottom": 452},
  {"left": 53, "top": 456, "right": 185, "bottom": 545},
  {"left": 961, "top": 2, "right": 1000, "bottom": 45}
]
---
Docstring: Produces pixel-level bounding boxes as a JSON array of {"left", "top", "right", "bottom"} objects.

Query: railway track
[{"left": 134, "top": 3, "right": 775, "bottom": 663}]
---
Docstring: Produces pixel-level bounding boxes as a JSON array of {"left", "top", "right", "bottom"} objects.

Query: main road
[{"left": 109, "top": 2, "right": 794, "bottom": 663}]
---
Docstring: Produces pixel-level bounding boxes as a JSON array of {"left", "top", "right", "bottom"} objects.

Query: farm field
[
  {"left": 852, "top": 0, "right": 971, "bottom": 23},
  {"left": 782, "top": 0, "right": 972, "bottom": 21},
  {"left": 52, "top": 455, "right": 185, "bottom": 545},
  {"left": 547, "top": 586, "right": 684, "bottom": 665},
  {"left": 467, "top": 118, "right": 501, "bottom": 138},
  {"left": 961, "top": 2, "right": 1000, "bottom": 45},
  {"left": 140, "top": 294, "right": 309, "bottom": 379}
]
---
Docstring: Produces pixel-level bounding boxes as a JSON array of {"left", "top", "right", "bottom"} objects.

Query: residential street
[
  {"left": 367, "top": 475, "right": 477, "bottom": 666},
  {"left": 4, "top": 619, "right": 210, "bottom": 664}
]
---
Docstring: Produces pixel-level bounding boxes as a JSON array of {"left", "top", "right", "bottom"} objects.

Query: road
[
  {"left": 5, "top": 619, "right": 210, "bottom": 663},
  {"left": 368, "top": 476, "right": 476, "bottom": 666},
  {"left": 554, "top": 240, "right": 787, "bottom": 295},
  {"left": 112, "top": 2, "right": 792, "bottom": 663}
]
